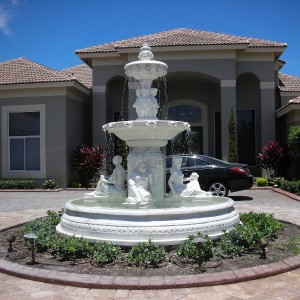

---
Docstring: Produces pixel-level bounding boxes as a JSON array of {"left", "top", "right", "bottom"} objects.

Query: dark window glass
[
  {"left": 168, "top": 105, "right": 202, "bottom": 123},
  {"left": 9, "top": 112, "right": 40, "bottom": 136},
  {"left": 237, "top": 110, "right": 256, "bottom": 166},
  {"left": 26, "top": 138, "right": 40, "bottom": 170},
  {"left": 187, "top": 157, "right": 209, "bottom": 168},
  {"left": 10, "top": 139, "right": 25, "bottom": 170}
]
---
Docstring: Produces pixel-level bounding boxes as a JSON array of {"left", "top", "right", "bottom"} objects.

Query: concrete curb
[{"left": 0, "top": 255, "right": 299, "bottom": 289}]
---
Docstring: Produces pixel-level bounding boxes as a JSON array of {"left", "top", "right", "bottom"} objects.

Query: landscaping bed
[{"left": 0, "top": 211, "right": 299, "bottom": 277}]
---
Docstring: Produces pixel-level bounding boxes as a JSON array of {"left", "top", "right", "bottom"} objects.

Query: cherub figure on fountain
[
  {"left": 181, "top": 172, "right": 212, "bottom": 197},
  {"left": 85, "top": 155, "right": 126, "bottom": 198},
  {"left": 168, "top": 155, "right": 189, "bottom": 196},
  {"left": 124, "top": 155, "right": 153, "bottom": 208},
  {"left": 133, "top": 88, "right": 159, "bottom": 120}
]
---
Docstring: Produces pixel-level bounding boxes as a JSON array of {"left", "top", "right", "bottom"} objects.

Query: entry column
[
  {"left": 260, "top": 82, "right": 276, "bottom": 148},
  {"left": 92, "top": 85, "right": 107, "bottom": 146},
  {"left": 220, "top": 80, "right": 236, "bottom": 161}
]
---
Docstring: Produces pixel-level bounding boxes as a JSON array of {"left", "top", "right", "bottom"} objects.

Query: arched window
[{"left": 168, "top": 105, "right": 202, "bottom": 123}]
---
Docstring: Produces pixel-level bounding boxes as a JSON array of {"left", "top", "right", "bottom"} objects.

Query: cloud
[{"left": 0, "top": 6, "right": 12, "bottom": 36}]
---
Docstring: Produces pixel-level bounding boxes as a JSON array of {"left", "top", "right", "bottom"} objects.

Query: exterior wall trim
[
  {"left": 221, "top": 80, "right": 236, "bottom": 87},
  {"left": 93, "top": 86, "right": 106, "bottom": 93},
  {"left": 260, "top": 82, "right": 275, "bottom": 89}
]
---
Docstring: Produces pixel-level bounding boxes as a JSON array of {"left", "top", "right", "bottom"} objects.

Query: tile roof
[
  {"left": 288, "top": 96, "right": 300, "bottom": 104},
  {"left": 61, "top": 64, "right": 92, "bottom": 89},
  {"left": 279, "top": 73, "right": 300, "bottom": 92},
  {"left": 0, "top": 58, "right": 91, "bottom": 90},
  {"left": 76, "top": 28, "right": 287, "bottom": 54}
]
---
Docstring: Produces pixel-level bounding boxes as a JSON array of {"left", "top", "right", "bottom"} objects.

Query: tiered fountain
[{"left": 56, "top": 44, "right": 240, "bottom": 245}]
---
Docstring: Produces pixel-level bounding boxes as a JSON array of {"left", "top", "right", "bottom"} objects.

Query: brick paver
[{"left": 0, "top": 189, "right": 299, "bottom": 299}]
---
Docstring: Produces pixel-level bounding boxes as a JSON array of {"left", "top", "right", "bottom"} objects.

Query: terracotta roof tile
[
  {"left": 288, "top": 96, "right": 300, "bottom": 104},
  {"left": 279, "top": 73, "right": 300, "bottom": 92},
  {"left": 0, "top": 58, "right": 92, "bottom": 90},
  {"left": 61, "top": 64, "right": 92, "bottom": 89},
  {"left": 76, "top": 28, "right": 287, "bottom": 54},
  {"left": 0, "top": 58, "right": 72, "bottom": 85}
]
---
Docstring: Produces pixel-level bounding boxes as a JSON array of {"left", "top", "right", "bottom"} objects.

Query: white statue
[
  {"left": 126, "top": 156, "right": 153, "bottom": 204},
  {"left": 168, "top": 155, "right": 189, "bottom": 196},
  {"left": 133, "top": 88, "right": 159, "bottom": 120},
  {"left": 180, "top": 172, "right": 210, "bottom": 197},
  {"left": 85, "top": 155, "right": 126, "bottom": 197}
]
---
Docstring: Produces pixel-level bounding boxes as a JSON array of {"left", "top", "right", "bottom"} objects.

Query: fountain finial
[{"left": 138, "top": 43, "right": 154, "bottom": 61}]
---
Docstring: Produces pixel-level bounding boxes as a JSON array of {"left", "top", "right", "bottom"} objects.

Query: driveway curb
[{"left": 0, "top": 255, "right": 299, "bottom": 289}]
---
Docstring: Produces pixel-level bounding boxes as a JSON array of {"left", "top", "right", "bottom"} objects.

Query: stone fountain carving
[{"left": 56, "top": 44, "right": 240, "bottom": 245}]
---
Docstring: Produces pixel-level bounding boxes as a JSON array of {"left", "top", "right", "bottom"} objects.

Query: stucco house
[{"left": 0, "top": 28, "right": 300, "bottom": 188}]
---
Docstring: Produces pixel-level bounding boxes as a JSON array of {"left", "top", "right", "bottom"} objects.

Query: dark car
[{"left": 166, "top": 154, "right": 254, "bottom": 196}]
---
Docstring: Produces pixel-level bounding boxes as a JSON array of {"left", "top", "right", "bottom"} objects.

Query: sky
[{"left": 0, "top": 0, "right": 300, "bottom": 76}]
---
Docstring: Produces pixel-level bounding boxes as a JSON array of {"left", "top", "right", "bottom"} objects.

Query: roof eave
[
  {"left": 276, "top": 103, "right": 300, "bottom": 118},
  {"left": 0, "top": 80, "right": 91, "bottom": 95}
]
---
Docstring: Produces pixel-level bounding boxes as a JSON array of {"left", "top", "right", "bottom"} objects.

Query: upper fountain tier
[{"left": 124, "top": 43, "right": 168, "bottom": 85}]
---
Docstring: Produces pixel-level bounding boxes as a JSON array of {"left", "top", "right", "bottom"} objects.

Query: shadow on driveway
[{"left": 230, "top": 195, "right": 253, "bottom": 201}]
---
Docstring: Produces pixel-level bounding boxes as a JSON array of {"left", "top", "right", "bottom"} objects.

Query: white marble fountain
[{"left": 56, "top": 44, "right": 240, "bottom": 245}]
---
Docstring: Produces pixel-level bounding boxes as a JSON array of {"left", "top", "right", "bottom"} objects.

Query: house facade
[{"left": 1, "top": 28, "right": 300, "bottom": 187}]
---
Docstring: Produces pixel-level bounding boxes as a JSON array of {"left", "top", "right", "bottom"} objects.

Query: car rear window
[{"left": 186, "top": 157, "right": 210, "bottom": 167}]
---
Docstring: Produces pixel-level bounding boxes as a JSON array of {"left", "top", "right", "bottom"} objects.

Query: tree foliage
[
  {"left": 72, "top": 145, "right": 106, "bottom": 187},
  {"left": 288, "top": 126, "right": 300, "bottom": 160},
  {"left": 257, "top": 140, "right": 285, "bottom": 179},
  {"left": 228, "top": 108, "right": 238, "bottom": 163}
]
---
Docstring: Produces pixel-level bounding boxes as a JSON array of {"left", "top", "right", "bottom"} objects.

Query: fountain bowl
[
  {"left": 124, "top": 60, "right": 168, "bottom": 81},
  {"left": 103, "top": 120, "right": 190, "bottom": 147},
  {"left": 56, "top": 197, "right": 240, "bottom": 246}
]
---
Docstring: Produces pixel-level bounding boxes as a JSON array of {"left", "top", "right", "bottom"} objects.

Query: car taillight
[{"left": 230, "top": 167, "right": 249, "bottom": 175}]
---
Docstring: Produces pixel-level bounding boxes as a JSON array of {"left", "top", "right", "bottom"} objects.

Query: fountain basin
[
  {"left": 56, "top": 197, "right": 240, "bottom": 246},
  {"left": 103, "top": 120, "right": 190, "bottom": 147},
  {"left": 124, "top": 60, "right": 168, "bottom": 81}
]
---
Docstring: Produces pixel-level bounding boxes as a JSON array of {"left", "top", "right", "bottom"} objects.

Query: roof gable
[
  {"left": 279, "top": 73, "right": 300, "bottom": 92},
  {"left": 76, "top": 28, "right": 287, "bottom": 54}
]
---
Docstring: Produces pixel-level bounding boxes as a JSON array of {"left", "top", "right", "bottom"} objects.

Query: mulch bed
[{"left": 0, "top": 222, "right": 299, "bottom": 277}]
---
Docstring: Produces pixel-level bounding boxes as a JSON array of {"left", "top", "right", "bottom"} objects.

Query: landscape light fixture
[
  {"left": 24, "top": 232, "right": 38, "bottom": 264},
  {"left": 258, "top": 237, "right": 269, "bottom": 259},
  {"left": 7, "top": 234, "right": 16, "bottom": 252}
]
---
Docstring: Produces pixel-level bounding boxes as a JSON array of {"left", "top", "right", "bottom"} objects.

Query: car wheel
[{"left": 208, "top": 181, "right": 229, "bottom": 197}]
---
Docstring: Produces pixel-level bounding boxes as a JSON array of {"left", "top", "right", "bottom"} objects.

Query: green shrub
[
  {"left": 0, "top": 179, "right": 35, "bottom": 189},
  {"left": 22, "top": 210, "right": 63, "bottom": 252},
  {"left": 240, "top": 212, "right": 283, "bottom": 242},
  {"left": 280, "top": 179, "right": 300, "bottom": 194},
  {"left": 43, "top": 179, "right": 60, "bottom": 189},
  {"left": 177, "top": 234, "right": 213, "bottom": 263},
  {"left": 51, "top": 236, "right": 92, "bottom": 261},
  {"left": 127, "top": 240, "right": 166, "bottom": 267},
  {"left": 92, "top": 242, "right": 121, "bottom": 267},
  {"left": 288, "top": 126, "right": 300, "bottom": 160},
  {"left": 70, "top": 182, "right": 82, "bottom": 188},
  {"left": 255, "top": 177, "right": 268, "bottom": 186},
  {"left": 214, "top": 228, "right": 245, "bottom": 258},
  {"left": 269, "top": 177, "right": 285, "bottom": 187}
]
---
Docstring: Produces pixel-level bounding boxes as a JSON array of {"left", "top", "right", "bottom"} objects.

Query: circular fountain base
[{"left": 56, "top": 197, "right": 240, "bottom": 246}]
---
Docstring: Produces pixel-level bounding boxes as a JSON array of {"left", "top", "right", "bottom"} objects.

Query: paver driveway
[{"left": 0, "top": 189, "right": 299, "bottom": 299}]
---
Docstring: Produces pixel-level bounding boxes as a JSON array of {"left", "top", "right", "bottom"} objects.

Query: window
[
  {"left": 2, "top": 105, "right": 46, "bottom": 178},
  {"left": 9, "top": 112, "right": 40, "bottom": 171},
  {"left": 168, "top": 105, "right": 202, "bottom": 123}
]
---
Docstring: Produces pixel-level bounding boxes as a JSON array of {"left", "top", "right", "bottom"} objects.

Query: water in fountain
[{"left": 56, "top": 44, "right": 240, "bottom": 245}]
